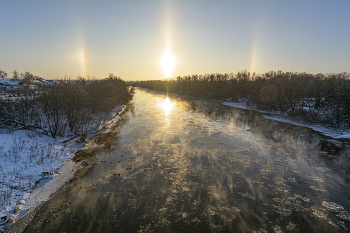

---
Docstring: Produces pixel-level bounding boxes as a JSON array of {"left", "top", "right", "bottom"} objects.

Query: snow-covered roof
[
  {"left": 42, "top": 81, "right": 56, "bottom": 86},
  {"left": 0, "top": 78, "right": 11, "bottom": 85},
  {"left": 4, "top": 80, "right": 20, "bottom": 86}
]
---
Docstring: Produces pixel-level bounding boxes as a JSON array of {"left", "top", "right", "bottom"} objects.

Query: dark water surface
[{"left": 23, "top": 88, "right": 350, "bottom": 232}]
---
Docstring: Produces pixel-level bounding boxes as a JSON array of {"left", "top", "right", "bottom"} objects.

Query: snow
[
  {"left": 0, "top": 130, "right": 73, "bottom": 227},
  {"left": 223, "top": 101, "right": 252, "bottom": 111},
  {"left": 335, "top": 134, "right": 350, "bottom": 139},
  {"left": 0, "top": 78, "right": 11, "bottom": 85},
  {"left": 223, "top": 101, "right": 350, "bottom": 139},
  {"left": 0, "top": 105, "right": 127, "bottom": 230},
  {"left": 2, "top": 80, "right": 20, "bottom": 86}
]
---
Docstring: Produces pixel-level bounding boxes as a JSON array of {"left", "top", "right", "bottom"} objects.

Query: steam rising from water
[{"left": 22, "top": 88, "right": 350, "bottom": 233}]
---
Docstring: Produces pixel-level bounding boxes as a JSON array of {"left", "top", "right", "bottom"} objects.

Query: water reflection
[
  {"left": 160, "top": 97, "right": 176, "bottom": 115},
  {"left": 22, "top": 87, "right": 350, "bottom": 233}
]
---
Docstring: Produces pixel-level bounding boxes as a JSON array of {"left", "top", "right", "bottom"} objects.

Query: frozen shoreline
[
  {"left": 139, "top": 87, "right": 350, "bottom": 139},
  {"left": 223, "top": 101, "right": 350, "bottom": 139},
  {"left": 0, "top": 105, "right": 127, "bottom": 231}
]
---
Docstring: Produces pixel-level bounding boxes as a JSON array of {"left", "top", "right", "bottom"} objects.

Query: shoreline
[
  {"left": 139, "top": 87, "right": 350, "bottom": 140},
  {"left": 2, "top": 105, "right": 128, "bottom": 232},
  {"left": 222, "top": 101, "right": 350, "bottom": 140}
]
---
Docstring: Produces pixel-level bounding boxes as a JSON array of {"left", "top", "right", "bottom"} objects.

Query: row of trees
[
  {"left": 0, "top": 69, "right": 43, "bottom": 81},
  {"left": 0, "top": 74, "right": 134, "bottom": 139},
  {"left": 134, "top": 71, "right": 350, "bottom": 127}
]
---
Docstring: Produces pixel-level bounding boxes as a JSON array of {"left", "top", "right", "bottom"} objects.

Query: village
[{"left": 0, "top": 70, "right": 57, "bottom": 95}]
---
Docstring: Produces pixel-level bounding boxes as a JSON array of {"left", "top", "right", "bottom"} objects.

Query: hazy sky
[{"left": 1, "top": 0, "right": 349, "bottom": 80}]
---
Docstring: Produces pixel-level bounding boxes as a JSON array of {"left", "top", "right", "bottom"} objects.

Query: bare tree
[
  {"left": 12, "top": 70, "right": 19, "bottom": 81},
  {"left": 0, "top": 69, "right": 7, "bottom": 78}
]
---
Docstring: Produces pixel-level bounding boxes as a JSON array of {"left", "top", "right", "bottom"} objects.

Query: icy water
[{"left": 21, "top": 88, "right": 350, "bottom": 232}]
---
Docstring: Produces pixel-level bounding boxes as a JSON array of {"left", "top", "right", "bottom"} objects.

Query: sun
[{"left": 160, "top": 46, "right": 176, "bottom": 79}]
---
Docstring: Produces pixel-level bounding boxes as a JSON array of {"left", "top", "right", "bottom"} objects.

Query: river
[{"left": 20, "top": 87, "right": 350, "bottom": 232}]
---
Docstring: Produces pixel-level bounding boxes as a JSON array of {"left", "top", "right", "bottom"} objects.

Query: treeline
[
  {"left": 134, "top": 71, "right": 350, "bottom": 127},
  {"left": 0, "top": 74, "right": 134, "bottom": 139}
]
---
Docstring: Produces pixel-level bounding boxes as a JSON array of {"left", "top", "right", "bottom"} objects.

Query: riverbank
[
  {"left": 139, "top": 87, "right": 350, "bottom": 140},
  {"left": 222, "top": 101, "right": 350, "bottom": 140},
  {"left": 11, "top": 87, "right": 350, "bottom": 233},
  {"left": 0, "top": 105, "right": 127, "bottom": 232}
]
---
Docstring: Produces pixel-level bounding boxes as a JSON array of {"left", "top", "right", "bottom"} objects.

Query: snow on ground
[
  {"left": 223, "top": 101, "right": 254, "bottom": 111},
  {"left": 0, "top": 105, "right": 127, "bottom": 230},
  {"left": 335, "top": 134, "right": 350, "bottom": 139},
  {"left": 223, "top": 101, "right": 350, "bottom": 139},
  {"left": 0, "top": 130, "right": 73, "bottom": 227}
]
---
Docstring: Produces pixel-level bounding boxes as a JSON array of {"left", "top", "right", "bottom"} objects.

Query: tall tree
[
  {"left": 12, "top": 70, "right": 19, "bottom": 81},
  {"left": 0, "top": 69, "right": 7, "bottom": 78}
]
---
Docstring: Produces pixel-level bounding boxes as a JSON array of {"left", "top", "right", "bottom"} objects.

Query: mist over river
[{"left": 21, "top": 87, "right": 350, "bottom": 233}]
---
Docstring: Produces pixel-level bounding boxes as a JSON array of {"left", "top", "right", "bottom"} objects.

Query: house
[
  {"left": 28, "top": 85, "right": 38, "bottom": 91},
  {"left": 19, "top": 78, "right": 42, "bottom": 86},
  {"left": 0, "top": 78, "right": 11, "bottom": 85},
  {"left": 4, "top": 80, "right": 21, "bottom": 91},
  {"left": 32, "top": 80, "right": 42, "bottom": 85},
  {"left": 0, "top": 78, "right": 23, "bottom": 91},
  {"left": 42, "top": 80, "right": 56, "bottom": 86}
]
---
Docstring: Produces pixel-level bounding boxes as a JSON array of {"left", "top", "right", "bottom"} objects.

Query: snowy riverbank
[
  {"left": 0, "top": 105, "right": 127, "bottom": 231},
  {"left": 139, "top": 87, "right": 350, "bottom": 140},
  {"left": 223, "top": 101, "right": 350, "bottom": 139}
]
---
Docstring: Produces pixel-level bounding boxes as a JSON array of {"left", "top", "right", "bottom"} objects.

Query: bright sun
[{"left": 160, "top": 47, "right": 176, "bottom": 79}]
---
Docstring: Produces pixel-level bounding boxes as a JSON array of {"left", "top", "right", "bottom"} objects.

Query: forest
[
  {"left": 0, "top": 73, "right": 134, "bottom": 140},
  {"left": 134, "top": 71, "right": 350, "bottom": 128}
]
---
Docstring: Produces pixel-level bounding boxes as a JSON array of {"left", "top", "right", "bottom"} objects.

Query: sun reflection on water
[{"left": 161, "top": 97, "right": 175, "bottom": 115}]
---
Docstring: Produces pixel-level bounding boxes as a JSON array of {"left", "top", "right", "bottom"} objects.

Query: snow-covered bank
[
  {"left": 0, "top": 105, "right": 127, "bottom": 231},
  {"left": 223, "top": 101, "right": 350, "bottom": 139},
  {"left": 138, "top": 87, "right": 350, "bottom": 139}
]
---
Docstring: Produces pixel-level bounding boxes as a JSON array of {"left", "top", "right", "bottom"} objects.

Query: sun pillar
[{"left": 160, "top": 44, "right": 176, "bottom": 79}]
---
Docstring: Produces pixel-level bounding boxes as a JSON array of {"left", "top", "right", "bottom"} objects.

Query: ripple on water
[
  {"left": 322, "top": 202, "right": 350, "bottom": 221},
  {"left": 286, "top": 222, "right": 296, "bottom": 230},
  {"left": 272, "top": 225, "right": 283, "bottom": 233},
  {"left": 311, "top": 206, "right": 328, "bottom": 219},
  {"left": 322, "top": 201, "right": 344, "bottom": 211}
]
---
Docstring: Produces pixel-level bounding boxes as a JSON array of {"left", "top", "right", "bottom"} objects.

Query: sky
[{"left": 0, "top": 0, "right": 349, "bottom": 81}]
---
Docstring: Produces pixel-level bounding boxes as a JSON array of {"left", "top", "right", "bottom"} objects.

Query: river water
[{"left": 22, "top": 88, "right": 350, "bottom": 232}]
